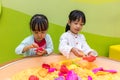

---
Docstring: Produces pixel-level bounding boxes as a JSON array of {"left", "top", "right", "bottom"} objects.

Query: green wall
[
  {"left": 2, "top": 0, "right": 120, "bottom": 38},
  {"left": 0, "top": 0, "right": 120, "bottom": 64},
  {"left": 0, "top": 1, "right": 1, "bottom": 15}
]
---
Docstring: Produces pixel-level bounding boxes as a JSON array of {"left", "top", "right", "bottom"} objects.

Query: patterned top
[
  {"left": 15, "top": 34, "right": 53, "bottom": 56},
  {"left": 59, "top": 30, "right": 97, "bottom": 58}
]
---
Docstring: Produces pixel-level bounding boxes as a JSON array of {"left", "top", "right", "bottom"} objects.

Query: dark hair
[
  {"left": 30, "top": 14, "right": 48, "bottom": 31},
  {"left": 65, "top": 10, "right": 86, "bottom": 32}
]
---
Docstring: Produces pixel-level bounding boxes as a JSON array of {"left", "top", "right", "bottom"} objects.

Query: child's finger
[
  {"left": 36, "top": 51, "right": 44, "bottom": 56},
  {"left": 36, "top": 52, "right": 43, "bottom": 56},
  {"left": 77, "top": 50, "right": 85, "bottom": 57},
  {"left": 37, "top": 50, "right": 43, "bottom": 53},
  {"left": 32, "top": 43, "right": 39, "bottom": 48}
]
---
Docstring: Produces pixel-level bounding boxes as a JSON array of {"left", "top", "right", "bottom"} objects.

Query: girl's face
[
  {"left": 68, "top": 18, "right": 84, "bottom": 34},
  {"left": 32, "top": 31, "right": 47, "bottom": 42}
]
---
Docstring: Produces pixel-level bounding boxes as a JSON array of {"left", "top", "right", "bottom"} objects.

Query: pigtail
[{"left": 65, "top": 24, "right": 70, "bottom": 32}]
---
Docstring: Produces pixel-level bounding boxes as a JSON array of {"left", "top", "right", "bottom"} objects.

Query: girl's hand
[
  {"left": 22, "top": 43, "right": 39, "bottom": 53},
  {"left": 71, "top": 48, "right": 85, "bottom": 57},
  {"left": 77, "top": 49, "right": 86, "bottom": 57},
  {"left": 87, "top": 51, "right": 97, "bottom": 57},
  {"left": 29, "top": 43, "right": 39, "bottom": 48},
  {"left": 36, "top": 48, "right": 47, "bottom": 56}
]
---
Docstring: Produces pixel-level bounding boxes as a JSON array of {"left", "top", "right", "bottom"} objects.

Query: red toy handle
[
  {"left": 35, "top": 47, "right": 43, "bottom": 52},
  {"left": 83, "top": 55, "right": 96, "bottom": 62}
]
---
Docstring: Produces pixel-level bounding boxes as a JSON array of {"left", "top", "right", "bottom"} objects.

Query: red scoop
[
  {"left": 29, "top": 75, "right": 39, "bottom": 80},
  {"left": 83, "top": 55, "right": 96, "bottom": 62}
]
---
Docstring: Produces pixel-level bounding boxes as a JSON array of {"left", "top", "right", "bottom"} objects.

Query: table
[{"left": 0, "top": 54, "right": 120, "bottom": 80}]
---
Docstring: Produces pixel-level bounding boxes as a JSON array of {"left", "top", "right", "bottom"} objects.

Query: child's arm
[
  {"left": 22, "top": 43, "right": 39, "bottom": 53},
  {"left": 80, "top": 34, "right": 98, "bottom": 56},
  {"left": 71, "top": 47, "right": 85, "bottom": 57},
  {"left": 59, "top": 34, "right": 73, "bottom": 58},
  {"left": 45, "top": 34, "right": 54, "bottom": 54},
  {"left": 15, "top": 35, "right": 39, "bottom": 56}
]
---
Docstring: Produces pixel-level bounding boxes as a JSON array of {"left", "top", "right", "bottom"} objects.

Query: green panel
[
  {"left": 0, "top": 6, "right": 120, "bottom": 64},
  {"left": 2, "top": 0, "right": 120, "bottom": 38},
  {"left": 0, "top": 7, "right": 31, "bottom": 64},
  {"left": 0, "top": 1, "right": 1, "bottom": 15}
]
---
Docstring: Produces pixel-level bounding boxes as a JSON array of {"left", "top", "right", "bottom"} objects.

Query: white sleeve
[
  {"left": 59, "top": 34, "right": 73, "bottom": 58},
  {"left": 15, "top": 36, "right": 36, "bottom": 56},
  {"left": 15, "top": 42, "right": 26, "bottom": 55},
  {"left": 81, "top": 35, "right": 98, "bottom": 56},
  {"left": 45, "top": 34, "right": 54, "bottom": 54}
]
